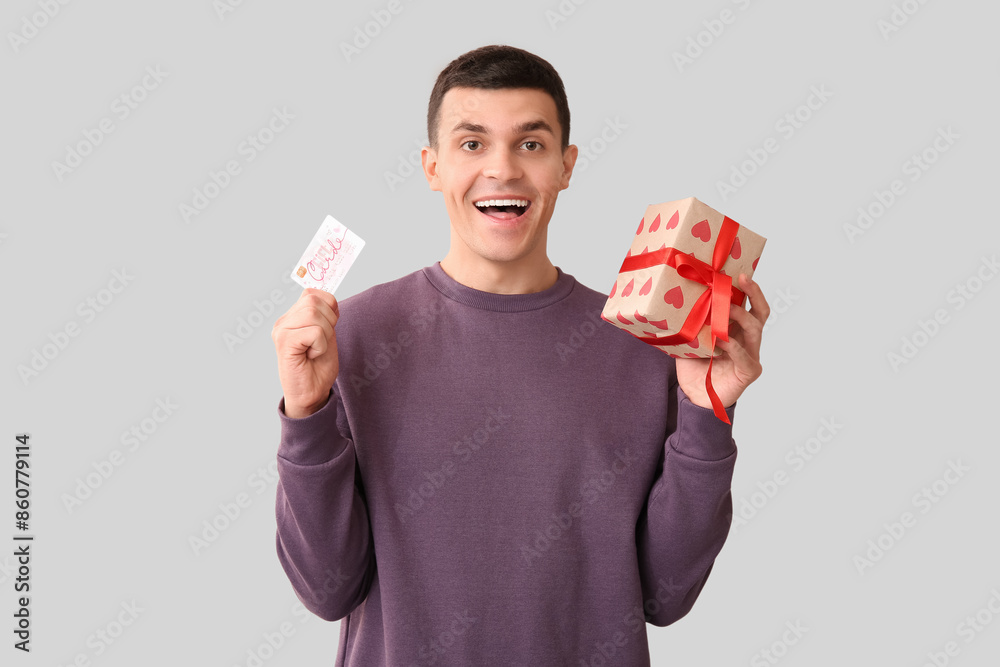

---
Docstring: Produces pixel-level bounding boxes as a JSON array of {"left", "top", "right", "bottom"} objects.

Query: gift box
[{"left": 601, "top": 197, "right": 765, "bottom": 358}]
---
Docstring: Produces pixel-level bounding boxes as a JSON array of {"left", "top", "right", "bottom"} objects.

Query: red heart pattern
[
  {"left": 691, "top": 219, "right": 711, "bottom": 242},
  {"left": 612, "top": 208, "right": 755, "bottom": 364},
  {"left": 664, "top": 286, "right": 684, "bottom": 308}
]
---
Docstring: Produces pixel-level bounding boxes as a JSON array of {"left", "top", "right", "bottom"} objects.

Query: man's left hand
[{"left": 675, "top": 273, "right": 770, "bottom": 410}]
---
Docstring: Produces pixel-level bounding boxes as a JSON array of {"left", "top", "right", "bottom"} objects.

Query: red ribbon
[{"left": 615, "top": 216, "right": 745, "bottom": 424}]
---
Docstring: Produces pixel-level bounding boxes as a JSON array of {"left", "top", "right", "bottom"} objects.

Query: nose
[{"left": 481, "top": 145, "right": 522, "bottom": 181}]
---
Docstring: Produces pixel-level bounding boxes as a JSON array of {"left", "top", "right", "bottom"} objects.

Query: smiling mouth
[{"left": 475, "top": 199, "right": 530, "bottom": 221}]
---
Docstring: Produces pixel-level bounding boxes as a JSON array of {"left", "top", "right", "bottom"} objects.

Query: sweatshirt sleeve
[
  {"left": 635, "top": 376, "right": 737, "bottom": 627},
  {"left": 274, "top": 382, "right": 376, "bottom": 622}
]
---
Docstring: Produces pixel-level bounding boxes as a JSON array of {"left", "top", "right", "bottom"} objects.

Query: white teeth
[{"left": 475, "top": 199, "right": 529, "bottom": 208}]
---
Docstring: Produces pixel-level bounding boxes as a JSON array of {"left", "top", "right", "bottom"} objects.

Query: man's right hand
[{"left": 272, "top": 288, "right": 341, "bottom": 419}]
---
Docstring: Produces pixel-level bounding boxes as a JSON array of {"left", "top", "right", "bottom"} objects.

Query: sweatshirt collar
[{"left": 421, "top": 261, "right": 576, "bottom": 313}]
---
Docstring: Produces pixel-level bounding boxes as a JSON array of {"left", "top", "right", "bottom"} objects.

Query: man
[{"left": 272, "top": 44, "right": 769, "bottom": 666}]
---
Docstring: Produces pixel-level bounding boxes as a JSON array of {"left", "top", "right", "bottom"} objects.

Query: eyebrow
[{"left": 450, "top": 120, "right": 555, "bottom": 136}]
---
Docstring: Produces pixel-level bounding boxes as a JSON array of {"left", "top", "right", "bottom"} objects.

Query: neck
[{"left": 439, "top": 249, "right": 558, "bottom": 295}]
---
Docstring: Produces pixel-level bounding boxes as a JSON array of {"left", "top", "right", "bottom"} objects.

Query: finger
[
  {"left": 281, "top": 306, "right": 336, "bottom": 346},
  {"left": 285, "top": 325, "right": 330, "bottom": 360},
  {"left": 715, "top": 335, "right": 761, "bottom": 382},
  {"left": 738, "top": 274, "right": 770, "bottom": 324},
  {"left": 273, "top": 320, "right": 332, "bottom": 361},
  {"left": 727, "top": 319, "right": 745, "bottom": 348},
  {"left": 728, "top": 303, "right": 762, "bottom": 357},
  {"left": 273, "top": 297, "right": 338, "bottom": 356},
  {"left": 299, "top": 288, "right": 340, "bottom": 319},
  {"left": 297, "top": 292, "right": 340, "bottom": 329},
  {"left": 275, "top": 289, "right": 337, "bottom": 329}
]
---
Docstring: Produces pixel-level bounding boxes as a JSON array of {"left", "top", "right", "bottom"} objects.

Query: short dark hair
[{"left": 427, "top": 45, "right": 571, "bottom": 152}]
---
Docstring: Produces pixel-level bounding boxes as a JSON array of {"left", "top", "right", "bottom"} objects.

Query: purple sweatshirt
[{"left": 275, "top": 262, "right": 737, "bottom": 667}]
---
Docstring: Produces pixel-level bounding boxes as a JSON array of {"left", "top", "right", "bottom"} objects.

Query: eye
[
  {"left": 461, "top": 140, "right": 481, "bottom": 151},
  {"left": 522, "top": 141, "right": 542, "bottom": 151}
]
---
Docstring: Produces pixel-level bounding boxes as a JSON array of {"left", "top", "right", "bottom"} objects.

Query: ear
[
  {"left": 558, "top": 144, "right": 579, "bottom": 191},
  {"left": 422, "top": 145, "right": 442, "bottom": 192}
]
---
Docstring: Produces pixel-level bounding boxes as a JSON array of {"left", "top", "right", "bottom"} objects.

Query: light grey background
[{"left": 3, "top": 0, "right": 999, "bottom": 665}]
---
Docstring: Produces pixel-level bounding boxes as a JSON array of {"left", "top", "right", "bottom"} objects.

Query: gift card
[{"left": 290, "top": 215, "right": 365, "bottom": 294}]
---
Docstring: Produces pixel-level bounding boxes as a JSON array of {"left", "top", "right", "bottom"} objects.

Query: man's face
[{"left": 422, "top": 87, "right": 577, "bottom": 266}]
